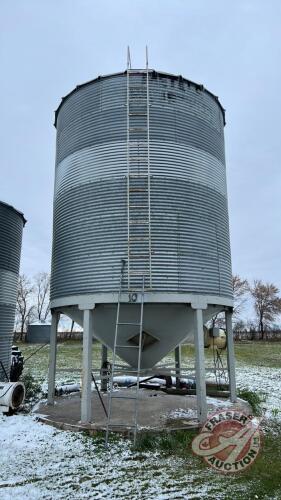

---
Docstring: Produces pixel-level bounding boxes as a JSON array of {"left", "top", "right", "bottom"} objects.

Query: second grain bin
[
  {"left": 0, "top": 201, "right": 26, "bottom": 381},
  {"left": 50, "top": 69, "right": 233, "bottom": 369},
  {"left": 26, "top": 321, "right": 51, "bottom": 344}
]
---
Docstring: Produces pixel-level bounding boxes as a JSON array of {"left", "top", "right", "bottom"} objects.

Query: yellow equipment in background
[{"left": 204, "top": 326, "right": 227, "bottom": 350}]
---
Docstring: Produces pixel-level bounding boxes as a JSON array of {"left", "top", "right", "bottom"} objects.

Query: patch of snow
[
  {"left": 164, "top": 407, "right": 197, "bottom": 420},
  {"left": 206, "top": 396, "right": 233, "bottom": 408},
  {"left": 0, "top": 414, "right": 225, "bottom": 499},
  {"left": 236, "top": 364, "right": 281, "bottom": 420}
]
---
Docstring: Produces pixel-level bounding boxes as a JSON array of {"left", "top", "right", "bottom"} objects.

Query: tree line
[
  {"left": 223, "top": 275, "right": 281, "bottom": 339},
  {"left": 15, "top": 272, "right": 281, "bottom": 341},
  {"left": 16, "top": 272, "right": 50, "bottom": 339}
]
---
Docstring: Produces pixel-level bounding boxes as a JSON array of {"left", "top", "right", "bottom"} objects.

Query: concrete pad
[{"left": 35, "top": 389, "right": 252, "bottom": 434}]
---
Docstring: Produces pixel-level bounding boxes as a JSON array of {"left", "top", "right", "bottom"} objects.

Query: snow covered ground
[
  {"left": 236, "top": 363, "right": 281, "bottom": 421},
  {"left": 0, "top": 413, "right": 228, "bottom": 500},
  {"left": 0, "top": 353, "right": 280, "bottom": 499}
]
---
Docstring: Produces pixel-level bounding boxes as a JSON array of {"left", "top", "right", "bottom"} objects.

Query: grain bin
[
  {"left": 50, "top": 69, "right": 233, "bottom": 370},
  {"left": 0, "top": 201, "right": 26, "bottom": 381},
  {"left": 26, "top": 321, "right": 51, "bottom": 344}
]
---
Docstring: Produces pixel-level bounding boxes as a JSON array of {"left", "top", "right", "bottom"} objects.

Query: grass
[
  {"left": 181, "top": 341, "right": 281, "bottom": 369},
  {"left": 18, "top": 340, "right": 281, "bottom": 382},
  {"left": 234, "top": 341, "right": 281, "bottom": 368},
  {"left": 135, "top": 429, "right": 198, "bottom": 455},
  {"left": 237, "top": 388, "right": 266, "bottom": 416},
  {"left": 232, "top": 420, "right": 281, "bottom": 499},
  {"left": 18, "top": 341, "right": 102, "bottom": 383},
  {"left": 20, "top": 371, "right": 42, "bottom": 400},
  {"left": 134, "top": 424, "right": 281, "bottom": 500}
]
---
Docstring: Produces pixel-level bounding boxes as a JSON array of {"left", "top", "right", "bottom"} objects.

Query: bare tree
[
  {"left": 250, "top": 280, "right": 281, "bottom": 339},
  {"left": 233, "top": 319, "right": 246, "bottom": 333},
  {"left": 33, "top": 272, "right": 50, "bottom": 321},
  {"left": 212, "top": 274, "right": 249, "bottom": 329},
  {"left": 232, "top": 274, "right": 249, "bottom": 318},
  {"left": 211, "top": 313, "right": 225, "bottom": 329},
  {"left": 16, "top": 274, "right": 35, "bottom": 340}
]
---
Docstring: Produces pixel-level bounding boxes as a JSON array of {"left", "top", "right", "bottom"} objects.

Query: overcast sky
[{"left": 1, "top": 0, "right": 281, "bottom": 292}]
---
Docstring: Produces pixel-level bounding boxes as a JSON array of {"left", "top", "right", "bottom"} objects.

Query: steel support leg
[
  {"left": 226, "top": 310, "right": 237, "bottom": 402},
  {"left": 175, "top": 345, "right": 181, "bottom": 388},
  {"left": 101, "top": 344, "right": 108, "bottom": 392},
  {"left": 47, "top": 311, "right": 59, "bottom": 405},
  {"left": 194, "top": 308, "right": 207, "bottom": 423},
  {"left": 81, "top": 309, "right": 93, "bottom": 423}
]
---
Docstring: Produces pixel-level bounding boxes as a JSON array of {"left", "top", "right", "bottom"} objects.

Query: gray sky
[{"left": 1, "top": 0, "right": 281, "bottom": 291}]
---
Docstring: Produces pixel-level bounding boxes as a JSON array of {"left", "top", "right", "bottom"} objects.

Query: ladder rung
[
  {"left": 129, "top": 174, "right": 148, "bottom": 178},
  {"left": 129, "top": 236, "right": 149, "bottom": 241},
  {"left": 129, "top": 158, "right": 148, "bottom": 162},
  {"left": 116, "top": 345, "right": 139, "bottom": 349},
  {"left": 129, "top": 88, "right": 147, "bottom": 93},
  {"left": 128, "top": 141, "right": 148, "bottom": 145},
  {"left": 117, "top": 322, "right": 141, "bottom": 326},
  {"left": 129, "top": 188, "right": 148, "bottom": 192},
  {"left": 128, "top": 160, "right": 147, "bottom": 165},
  {"left": 129, "top": 271, "right": 150, "bottom": 275},
  {"left": 129, "top": 113, "right": 147, "bottom": 116},
  {"left": 128, "top": 149, "right": 147, "bottom": 152},
  {"left": 127, "top": 69, "right": 149, "bottom": 74},
  {"left": 128, "top": 99, "right": 147, "bottom": 102},
  {"left": 116, "top": 370, "right": 143, "bottom": 374},
  {"left": 129, "top": 252, "right": 150, "bottom": 259},
  {"left": 129, "top": 152, "right": 147, "bottom": 159},
  {"left": 107, "top": 424, "right": 136, "bottom": 428},
  {"left": 129, "top": 89, "right": 146, "bottom": 93},
  {"left": 129, "top": 254, "right": 150, "bottom": 258},
  {"left": 129, "top": 205, "right": 148, "bottom": 208},
  {"left": 111, "top": 395, "right": 137, "bottom": 400},
  {"left": 128, "top": 173, "right": 148, "bottom": 177},
  {"left": 129, "top": 163, "right": 148, "bottom": 167},
  {"left": 129, "top": 127, "right": 147, "bottom": 132},
  {"left": 129, "top": 222, "right": 149, "bottom": 226},
  {"left": 129, "top": 155, "right": 148, "bottom": 158}
]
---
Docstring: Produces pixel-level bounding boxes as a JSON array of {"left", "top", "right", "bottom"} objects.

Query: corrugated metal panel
[
  {"left": 54, "top": 71, "right": 226, "bottom": 127},
  {"left": 0, "top": 304, "right": 16, "bottom": 380},
  {"left": 55, "top": 143, "right": 226, "bottom": 198},
  {"left": 0, "top": 203, "right": 25, "bottom": 274},
  {"left": 56, "top": 75, "right": 225, "bottom": 165},
  {"left": 0, "top": 270, "right": 18, "bottom": 305},
  {"left": 0, "top": 203, "right": 25, "bottom": 381},
  {"left": 51, "top": 70, "right": 232, "bottom": 301}
]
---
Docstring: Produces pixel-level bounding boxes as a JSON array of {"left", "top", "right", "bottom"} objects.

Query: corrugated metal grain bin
[
  {"left": 26, "top": 322, "right": 51, "bottom": 344},
  {"left": 0, "top": 201, "right": 26, "bottom": 380},
  {"left": 50, "top": 70, "right": 233, "bottom": 369}
]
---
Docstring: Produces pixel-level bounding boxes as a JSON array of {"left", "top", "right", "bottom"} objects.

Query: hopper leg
[
  {"left": 47, "top": 311, "right": 59, "bottom": 405},
  {"left": 175, "top": 345, "right": 181, "bottom": 388},
  {"left": 81, "top": 309, "right": 93, "bottom": 423},
  {"left": 101, "top": 344, "right": 108, "bottom": 392},
  {"left": 226, "top": 310, "right": 237, "bottom": 402},
  {"left": 194, "top": 308, "right": 207, "bottom": 423}
]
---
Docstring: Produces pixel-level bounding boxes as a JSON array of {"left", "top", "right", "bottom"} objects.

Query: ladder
[
  {"left": 126, "top": 47, "right": 152, "bottom": 290},
  {"left": 105, "top": 263, "right": 145, "bottom": 447}
]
